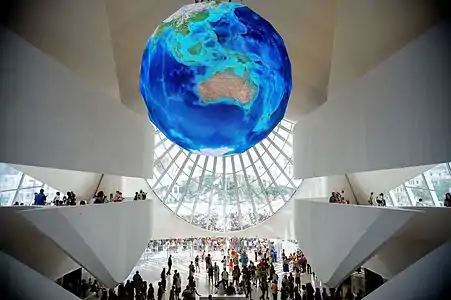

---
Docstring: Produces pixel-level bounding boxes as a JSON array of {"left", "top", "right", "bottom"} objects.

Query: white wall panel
[
  {"left": 97, "top": 175, "right": 152, "bottom": 198},
  {"left": 0, "top": 27, "right": 154, "bottom": 178},
  {"left": 5, "top": 0, "right": 120, "bottom": 102},
  {"left": 328, "top": 0, "right": 440, "bottom": 93},
  {"left": 0, "top": 251, "right": 80, "bottom": 300},
  {"left": 294, "top": 21, "right": 451, "bottom": 178},
  {"left": 149, "top": 197, "right": 296, "bottom": 239},
  {"left": 295, "top": 175, "right": 357, "bottom": 204}
]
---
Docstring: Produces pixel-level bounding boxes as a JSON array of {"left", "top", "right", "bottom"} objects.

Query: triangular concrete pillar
[
  {"left": 19, "top": 201, "right": 152, "bottom": 287},
  {"left": 294, "top": 200, "right": 419, "bottom": 287}
]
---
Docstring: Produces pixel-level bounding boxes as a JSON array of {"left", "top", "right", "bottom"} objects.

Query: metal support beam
[
  {"left": 231, "top": 156, "right": 242, "bottom": 229},
  {"left": 206, "top": 157, "right": 218, "bottom": 229},
  {"left": 175, "top": 155, "right": 199, "bottom": 213},
  {"left": 246, "top": 151, "right": 274, "bottom": 214},
  {"left": 259, "top": 143, "right": 296, "bottom": 189},
  {"left": 252, "top": 146, "right": 287, "bottom": 202},
  {"left": 239, "top": 154, "right": 258, "bottom": 220},
  {"left": 191, "top": 156, "right": 209, "bottom": 222},
  {"left": 151, "top": 149, "right": 183, "bottom": 189}
]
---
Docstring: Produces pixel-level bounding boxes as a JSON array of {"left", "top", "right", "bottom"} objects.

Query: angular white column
[
  {"left": 294, "top": 200, "right": 418, "bottom": 287},
  {"left": 363, "top": 241, "right": 451, "bottom": 300},
  {"left": 0, "top": 207, "right": 79, "bottom": 280},
  {"left": 364, "top": 206, "right": 451, "bottom": 279},
  {"left": 19, "top": 201, "right": 153, "bottom": 287},
  {"left": 0, "top": 251, "right": 81, "bottom": 300}
]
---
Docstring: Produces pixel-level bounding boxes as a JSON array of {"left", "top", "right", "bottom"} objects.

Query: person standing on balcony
[{"left": 34, "top": 189, "right": 47, "bottom": 205}]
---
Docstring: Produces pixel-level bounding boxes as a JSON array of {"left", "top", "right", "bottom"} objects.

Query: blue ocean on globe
[{"left": 140, "top": 1, "right": 292, "bottom": 156}]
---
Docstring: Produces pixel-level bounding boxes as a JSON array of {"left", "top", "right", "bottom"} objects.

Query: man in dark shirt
[
  {"left": 34, "top": 189, "right": 47, "bottom": 205},
  {"left": 208, "top": 265, "right": 214, "bottom": 285},
  {"left": 157, "top": 282, "right": 164, "bottom": 300},
  {"left": 168, "top": 255, "right": 173, "bottom": 275}
]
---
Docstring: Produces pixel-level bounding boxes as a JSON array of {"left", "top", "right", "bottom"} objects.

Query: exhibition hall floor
[{"left": 124, "top": 241, "right": 320, "bottom": 299}]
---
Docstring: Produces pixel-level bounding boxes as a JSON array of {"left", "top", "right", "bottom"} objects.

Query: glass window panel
[
  {"left": 155, "top": 143, "right": 166, "bottom": 157},
  {"left": 232, "top": 155, "right": 242, "bottom": 173},
  {"left": 240, "top": 153, "right": 252, "bottom": 169},
  {"left": 225, "top": 205, "right": 240, "bottom": 231},
  {"left": 0, "top": 190, "right": 16, "bottom": 206},
  {"left": 405, "top": 174, "right": 428, "bottom": 189},
  {"left": 257, "top": 205, "right": 271, "bottom": 222},
  {"left": 390, "top": 185, "right": 411, "bottom": 206},
  {"left": 166, "top": 195, "right": 178, "bottom": 211},
  {"left": 275, "top": 127, "right": 289, "bottom": 141},
  {"left": 427, "top": 163, "right": 451, "bottom": 201},
  {"left": 0, "top": 163, "right": 22, "bottom": 191},
  {"left": 407, "top": 187, "right": 434, "bottom": 206},
  {"left": 20, "top": 175, "right": 43, "bottom": 189},
  {"left": 385, "top": 195, "right": 394, "bottom": 206},
  {"left": 271, "top": 197, "right": 285, "bottom": 212},
  {"left": 162, "top": 138, "right": 173, "bottom": 152},
  {"left": 280, "top": 119, "right": 294, "bottom": 131},
  {"left": 148, "top": 118, "right": 301, "bottom": 231},
  {"left": 178, "top": 204, "right": 192, "bottom": 218}
]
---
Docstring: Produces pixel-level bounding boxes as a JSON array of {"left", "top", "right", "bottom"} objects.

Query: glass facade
[
  {"left": 0, "top": 163, "right": 60, "bottom": 206},
  {"left": 147, "top": 119, "right": 302, "bottom": 231},
  {"left": 387, "top": 162, "right": 451, "bottom": 207}
]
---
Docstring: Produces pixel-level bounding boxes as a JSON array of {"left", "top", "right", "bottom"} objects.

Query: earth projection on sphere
[{"left": 140, "top": 1, "right": 292, "bottom": 156}]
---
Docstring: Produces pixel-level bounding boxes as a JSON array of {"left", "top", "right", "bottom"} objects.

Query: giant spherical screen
[{"left": 140, "top": 1, "right": 292, "bottom": 156}]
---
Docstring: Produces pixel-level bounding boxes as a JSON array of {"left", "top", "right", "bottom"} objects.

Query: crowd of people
[
  {"left": 369, "top": 191, "right": 451, "bottom": 207},
  {"left": 18, "top": 186, "right": 451, "bottom": 208},
  {"left": 13, "top": 188, "right": 149, "bottom": 206},
  {"left": 328, "top": 191, "right": 350, "bottom": 204},
  {"left": 367, "top": 192, "right": 386, "bottom": 207},
  {"left": 85, "top": 237, "right": 369, "bottom": 300}
]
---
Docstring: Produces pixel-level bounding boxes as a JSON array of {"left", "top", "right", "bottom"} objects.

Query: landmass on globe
[
  {"left": 140, "top": 1, "right": 292, "bottom": 156},
  {"left": 198, "top": 72, "right": 253, "bottom": 104}
]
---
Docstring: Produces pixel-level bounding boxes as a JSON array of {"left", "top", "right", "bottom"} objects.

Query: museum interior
[{"left": 1, "top": 0, "right": 451, "bottom": 299}]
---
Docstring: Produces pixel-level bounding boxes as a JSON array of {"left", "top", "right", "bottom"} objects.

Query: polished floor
[{"left": 124, "top": 243, "right": 321, "bottom": 299}]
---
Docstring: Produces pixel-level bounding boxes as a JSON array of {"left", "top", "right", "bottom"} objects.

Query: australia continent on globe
[{"left": 140, "top": 1, "right": 292, "bottom": 156}]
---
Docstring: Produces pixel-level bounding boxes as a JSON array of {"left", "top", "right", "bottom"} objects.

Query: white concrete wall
[
  {"left": 295, "top": 174, "right": 357, "bottom": 204},
  {"left": 328, "top": 0, "right": 440, "bottom": 93},
  {"left": 0, "top": 27, "right": 154, "bottom": 178},
  {"left": 96, "top": 175, "right": 152, "bottom": 198},
  {"left": 11, "top": 164, "right": 102, "bottom": 199},
  {"left": 5, "top": 0, "right": 121, "bottom": 101},
  {"left": 0, "top": 251, "right": 81, "bottom": 300},
  {"left": 149, "top": 197, "right": 297, "bottom": 240},
  {"left": 293, "top": 21, "right": 451, "bottom": 178}
]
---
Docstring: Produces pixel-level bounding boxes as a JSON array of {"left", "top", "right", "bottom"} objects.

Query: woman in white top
[{"left": 53, "top": 192, "right": 61, "bottom": 206}]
